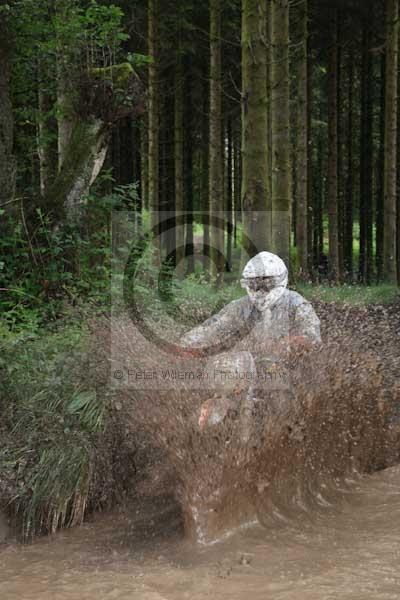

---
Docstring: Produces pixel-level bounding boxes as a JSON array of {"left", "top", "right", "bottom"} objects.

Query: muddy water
[{"left": 2, "top": 465, "right": 400, "bottom": 600}]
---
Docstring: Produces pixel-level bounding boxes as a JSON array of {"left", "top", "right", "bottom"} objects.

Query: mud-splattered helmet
[{"left": 241, "top": 252, "right": 288, "bottom": 310}]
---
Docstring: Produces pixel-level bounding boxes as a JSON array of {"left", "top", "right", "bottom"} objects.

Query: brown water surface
[{"left": 1, "top": 465, "right": 400, "bottom": 600}]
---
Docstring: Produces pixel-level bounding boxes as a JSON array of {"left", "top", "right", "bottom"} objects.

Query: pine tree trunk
[
  {"left": 226, "top": 118, "right": 233, "bottom": 270},
  {"left": 359, "top": 28, "right": 366, "bottom": 282},
  {"left": 148, "top": 0, "right": 160, "bottom": 249},
  {"left": 209, "top": 0, "right": 224, "bottom": 282},
  {"left": 140, "top": 117, "right": 148, "bottom": 210},
  {"left": 175, "top": 57, "right": 185, "bottom": 277},
  {"left": 271, "top": 0, "right": 291, "bottom": 266},
  {"left": 267, "top": 1, "right": 273, "bottom": 209},
  {"left": 162, "top": 85, "right": 175, "bottom": 262},
  {"left": 365, "top": 29, "right": 373, "bottom": 285},
  {"left": 0, "top": 9, "right": 16, "bottom": 209},
  {"left": 344, "top": 47, "right": 354, "bottom": 281},
  {"left": 202, "top": 69, "right": 210, "bottom": 273},
  {"left": 318, "top": 143, "right": 325, "bottom": 263},
  {"left": 397, "top": 69, "right": 400, "bottom": 284},
  {"left": 159, "top": 92, "right": 167, "bottom": 252},
  {"left": 376, "top": 53, "right": 386, "bottom": 281},
  {"left": 159, "top": 85, "right": 171, "bottom": 252},
  {"left": 241, "top": 0, "right": 270, "bottom": 263},
  {"left": 185, "top": 62, "right": 195, "bottom": 275},
  {"left": 383, "top": 0, "right": 398, "bottom": 283},
  {"left": 359, "top": 24, "right": 373, "bottom": 284},
  {"left": 233, "top": 124, "right": 241, "bottom": 248},
  {"left": 313, "top": 121, "right": 324, "bottom": 276},
  {"left": 295, "top": 0, "right": 308, "bottom": 278},
  {"left": 134, "top": 120, "right": 143, "bottom": 231},
  {"left": 337, "top": 21, "right": 344, "bottom": 280},
  {"left": 306, "top": 36, "right": 313, "bottom": 272},
  {"left": 327, "top": 9, "right": 339, "bottom": 282}
]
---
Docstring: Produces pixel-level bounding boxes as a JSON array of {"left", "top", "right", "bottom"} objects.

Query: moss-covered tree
[{"left": 41, "top": 64, "right": 143, "bottom": 218}]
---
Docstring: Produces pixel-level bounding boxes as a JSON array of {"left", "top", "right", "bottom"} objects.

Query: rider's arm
[
  {"left": 291, "top": 299, "right": 321, "bottom": 347},
  {"left": 180, "top": 297, "right": 247, "bottom": 351}
]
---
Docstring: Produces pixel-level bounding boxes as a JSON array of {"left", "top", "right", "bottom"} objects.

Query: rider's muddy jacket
[{"left": 181, "top": 289, "right": 321, "bottom": 357}]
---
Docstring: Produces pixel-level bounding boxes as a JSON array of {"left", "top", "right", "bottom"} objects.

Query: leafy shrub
[
  {"left": 0, "top": 181, "right": 140, "bottom": 331},
  {"left": 0, "top": 324, "right": 115, "bottom": 539}
]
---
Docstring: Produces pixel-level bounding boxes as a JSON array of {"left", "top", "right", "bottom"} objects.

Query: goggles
[{"left": 240, "top": 277, "right": 278, "bottom": 292}]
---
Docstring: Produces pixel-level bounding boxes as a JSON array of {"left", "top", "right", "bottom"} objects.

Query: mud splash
[{"left": 112, "top": 301, "right": 400, "bottom": 544}]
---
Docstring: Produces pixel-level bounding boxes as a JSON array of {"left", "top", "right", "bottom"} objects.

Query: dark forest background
[{"left": 1, "top": 0, "right": 400, "bottom": 321}]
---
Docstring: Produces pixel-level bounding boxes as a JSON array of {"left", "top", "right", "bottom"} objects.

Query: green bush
[
  {"left": 0, "top": 181, "right": 140, "bottom": 332},
  {"left": 0, "top": 324, "right": 109, "bottom": 538}
]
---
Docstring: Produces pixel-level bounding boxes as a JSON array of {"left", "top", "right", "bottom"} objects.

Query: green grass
[
  {"left": 297, "top": 283, "right": 399, "bottom": 306},
  {"left": 174, "top": 274, "right": 398, "bottom": 312},
  {"left": 0, "top": 323, "right": 108, "bottom": 539}
]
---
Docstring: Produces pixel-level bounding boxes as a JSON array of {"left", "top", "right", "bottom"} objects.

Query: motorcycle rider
[
  {"left": 180, "top": 252, "right": 321, "bottom": 435},
  {"left": 181, "top": 251, "right": 320, "bottom": 354}
]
